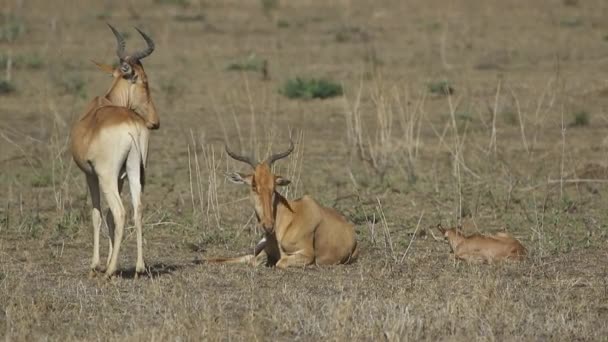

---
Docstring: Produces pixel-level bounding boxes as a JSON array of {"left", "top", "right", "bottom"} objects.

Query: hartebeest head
[
  {"left": 94, "top": 24, "right": 159, "bottom": 129},
  {"left": 226, "top": 140, "right": 295, "bottom": 233}
]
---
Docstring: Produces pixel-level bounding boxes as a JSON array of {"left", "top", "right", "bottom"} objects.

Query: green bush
[
  {"left": 570, "top": 110, "right": 590, "bottom": 127},
  {"left": 0, "top": 80, "right": 15, "bottom": 94},
  {"left": 428, "top": 80, "right": 454, "bottom": 96},
  {"left": 280, "top": 77, "right": 343, "bottom": 100}
]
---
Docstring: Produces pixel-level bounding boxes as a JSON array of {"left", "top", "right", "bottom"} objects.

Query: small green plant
[
  {"left": 0, "top": 80, "right": 15, "bottom": 95},
  {"left": 428, "top": 81, "right": 454, "bottom": 96},
  {"left": 280, "top": 77, "right": 343, "bottom": 100},
  {"left": 569, "top": 110, "right": 590, "bottom": 127}
]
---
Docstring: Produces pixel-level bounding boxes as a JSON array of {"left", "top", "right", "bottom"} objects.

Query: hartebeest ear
[
  {"left": 437, "top": 223, "right": 446, "bottom": 235},
  {"left": 275, "top": 176, "right": 291, "bottom": 186},
  {"left": 226, "top": 172, "right": 252, "bottom": 185},
  {"left": 92, "top": 60, "right": 115, "bottom": 75}
]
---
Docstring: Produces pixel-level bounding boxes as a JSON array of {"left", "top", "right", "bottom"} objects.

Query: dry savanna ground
[{"left": 2, "top": 0, "right": 608, "bottom": 340}]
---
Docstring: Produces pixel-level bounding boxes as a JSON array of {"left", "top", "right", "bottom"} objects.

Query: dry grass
[{"left": 2, "top": 0, "right": 608, "bottom": 340}]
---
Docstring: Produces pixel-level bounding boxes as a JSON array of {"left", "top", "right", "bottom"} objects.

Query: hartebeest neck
[
  {"left": 446, "top": 230, "right": 466, "bottom": 251},
  {"left": 103, "top": 77, "right": 159, "bottom": 130},
  {"left": 105, "top": 80, "right": 132, "bottom": 108},
  {"left": 271, "top": 192, "right": 294, "bottom": 230}
]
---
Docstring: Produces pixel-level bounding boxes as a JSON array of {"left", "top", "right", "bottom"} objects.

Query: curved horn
[
  {"left": 225, "top": 144, "right": 257, "bottom": 169},
  {"left": 107, "top": 24, "right": 126, "bottom": 60},
  {"left": 265, "top": 139, "right": 294, "bottom": 166},
  {"left": 130, "top": 27, "right": 155, "bottom": 61}
]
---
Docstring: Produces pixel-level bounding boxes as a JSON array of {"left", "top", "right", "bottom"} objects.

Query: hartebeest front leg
[{"left": 275, "top": 248, "right": 314, "bottom": 269}]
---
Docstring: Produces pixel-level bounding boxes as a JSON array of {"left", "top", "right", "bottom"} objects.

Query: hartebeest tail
[
  {"left": 70, "top": 24, "right": 158, "bottom": 279},
  {"left": 206, "top": 139, "right": 359, "bottom": 269},
  {"left": 437, "top": 224, "right": 527, "bottom": 263}
]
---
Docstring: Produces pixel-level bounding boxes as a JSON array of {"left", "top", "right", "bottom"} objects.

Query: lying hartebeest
[
  {"left": 207, "top": 140, "right": 359, "bottom": 268},
  {"left": 70, "top": 24, "right": 159, "bottom": 278},
  {"left": 437, "top": 224, "right": 527, "bottom": 263}
]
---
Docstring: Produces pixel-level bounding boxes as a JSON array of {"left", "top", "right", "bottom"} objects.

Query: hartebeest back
[
  {"left": 207, "top": 139, "right": 359, "bottom": 268},
  {"left": 70, "top": 24, "right": 158, "bottom": 278},
  {"left": 437, "top": 224, "right": 527, "bottom": 263}
]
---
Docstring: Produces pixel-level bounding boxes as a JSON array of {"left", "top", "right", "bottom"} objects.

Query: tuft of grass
[
  {"left": 569, "top": 110, "right": 590, "bottom": 127},
  {"left": 280, "top": 77, "right": 343, "bottom": 100},
  {"left": 428, "top": 80, "right": 454, "bottom": 96},
  {"left": 0, "top": 80, "right": 16, "bottom": 95}
]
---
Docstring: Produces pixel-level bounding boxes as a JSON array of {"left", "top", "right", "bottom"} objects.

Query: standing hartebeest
[
  {"left": 70, "top": 24, "right": 159, "bottom": 278},
  {"left": 437, "top": 224, "right": 527, "bottom": 263},
  {"left": 207, "top": 140, "right": 359, "bottom": 269}
]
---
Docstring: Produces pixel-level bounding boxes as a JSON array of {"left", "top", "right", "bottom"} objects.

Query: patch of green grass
[
  {"left": 0, "top": 54, "right": 44, "bottom": 70},
  {"left": 279, "top": 77, "right": 343, "bottom": 100},
  {"left": 226, "top": 54, "right": 267, "bottom": 72},
  {"left": 0, "top": 80, "right": 16, "bottom": 95},
  {"left": 54, "top": 212, "right": 84, "bottom": 238},
  {"left": 260, "top": 0, "right": 279, "bottom": 18},
  {"left": 334, "top": 26, "right": 370, "bottom": 43},
  {"left": 95, "top": 11, "right": 111, "bottom": 20},
  {"left": 31, "top": 172, "right": 53, "bottom": 188},
  {"left": 173, "top": 13, "right": 205, "bottom": 22},
  {"left": 502, "top": 111, "right": 518, "bottom": 126},
  {"left": 54, "top": 73, "right": 86, "bottom": 98},
  {"left": 0, "top": 16, "right": 25, "bottom": 42},
  {"left": 569, "top": 110, "right": 590, "bottom": 127},
  {"left": 155, "top": 0, "right": 189, "bottom": 6},
  {"left": 560, "top": 18, "right": 583, "bottom": 28},
  {"left": 428, "top": 80, "right": 454, "bottom": 96},
  {"left": 276, "top": 19, "right": 290, "bottom": 28}
]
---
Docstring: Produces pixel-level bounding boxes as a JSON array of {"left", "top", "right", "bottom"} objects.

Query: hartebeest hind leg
[
  {"left": 104, "top": 176, "right": 125, "bottom": 269},
  {"left": 275, "top": 250, "right": 314, "bottom": 269},
  {"left": 86, "top": 174, "right": 103, "bottom": 277},
  {"left": 126, "top": 148, "right": 146, "bottom": 275},
  {"left": 98, "top": 168, "right": 126, "bottom": 278}
]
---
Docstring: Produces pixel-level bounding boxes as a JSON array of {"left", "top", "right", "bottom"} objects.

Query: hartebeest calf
[
  {"left": 437, "top": 224, "right": 527, "bottom": 263},
  {"left": 70, "top": 24, "right": 158, "bottom": 278},
  {"left": 207, "top": 140, "right": 359, "bottom": 269}
]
